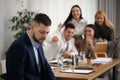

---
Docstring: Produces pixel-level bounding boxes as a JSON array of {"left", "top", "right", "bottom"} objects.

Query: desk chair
[
  {"left": 0, "top": 60, "right": 6, "bottom": 80},
  {"left": 0, "top": 60, "right": 6, "bottom": 75},
  {"left": 94, "top": 42, "right": 108, "bottom": 58}
]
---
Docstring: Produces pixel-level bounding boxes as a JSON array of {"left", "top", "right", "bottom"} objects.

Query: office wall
[
  {"left": 0, "top": 0, "right": 5, "bottom": 60},
  {"left": 0, "top": 0, "right": 98, "bottom": 59},
  {"left": 0, "top": 0, "right": 27, "bottom": 60},
  {"left": 28, "top": 0, "right": 98, "bottom": 33}
]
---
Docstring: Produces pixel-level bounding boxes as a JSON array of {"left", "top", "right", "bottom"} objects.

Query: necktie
[
  {"left": 37, "top": 47, "right": 42, "bottom": 72},
  {"left": 65, "top": 42, "right": 69, "bottom": 51}
]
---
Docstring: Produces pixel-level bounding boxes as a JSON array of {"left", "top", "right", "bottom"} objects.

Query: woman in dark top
[
  {"left": 94, "top": 10, "right": 117, "bottom": 41},
  {"left": 95, "top": 10, "right": 120, "bottom": 80},
  {"left": 95, "top": 22, "right": 113, "bottom": 41}
]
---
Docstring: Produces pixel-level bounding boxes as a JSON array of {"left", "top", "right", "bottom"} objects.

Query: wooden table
[{"left": 53, "top": 59, "right": 120, "bottom": 80}]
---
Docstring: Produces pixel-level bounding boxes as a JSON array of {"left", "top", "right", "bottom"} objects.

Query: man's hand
[
  {"left": 64, "top": 51, "right": 71, "bottom": 58},
  {"left": 58, "top": 23, "right": 63, "bottom": 28},
  {"left": 52, "top": 36, "right": 58, "bottom": 42}
]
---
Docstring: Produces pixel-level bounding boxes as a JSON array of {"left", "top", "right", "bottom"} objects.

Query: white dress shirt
[
  {"left": 44, "top": 29, "right": 78, "bottom": 60},
  {"left": 70, "top": 18, "right": 87, "bottom": 36}
]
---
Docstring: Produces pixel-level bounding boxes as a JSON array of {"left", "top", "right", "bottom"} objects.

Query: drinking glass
[
  {"left": 57, "top": 54, "right": 64, "bottom": 70},
  {"left": 72, "top": 55, "right": 79, "bottom": 69},
  {"left": 79, "top": 52, "right": 86, "bottom": 64}
]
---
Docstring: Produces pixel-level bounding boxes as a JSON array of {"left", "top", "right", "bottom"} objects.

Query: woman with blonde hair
[
  {"left": 94, "top": 10, "right": 117, "bottom": 41},
  {"left": 95, "top": 10, "right": 120, "bottom": 80}
]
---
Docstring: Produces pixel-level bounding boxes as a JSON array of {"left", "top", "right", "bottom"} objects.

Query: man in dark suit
[{"left": 6, "top": 13, "right": 56, "bottom": 80}]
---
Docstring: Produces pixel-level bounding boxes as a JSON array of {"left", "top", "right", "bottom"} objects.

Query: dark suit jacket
[{"left": 6, "top": 32, "right": 56, "bottom": 80}]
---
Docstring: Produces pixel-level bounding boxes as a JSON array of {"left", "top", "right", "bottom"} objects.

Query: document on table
[
  {"left": 61, "top": 69, "right": 93, "bottom": 74},
  {"left": 51, "top": 66, "right": 58, "bottom": 70},
  {"left": 92, "top": 58, "right": 112, "bottom": 64},
  {"left": 48, "top": 58, "right": 72, "bottom": 64}
]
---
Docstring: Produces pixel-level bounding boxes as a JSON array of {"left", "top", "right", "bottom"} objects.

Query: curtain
[
  {"left": 98, "top": 0, "right": 116, "bottom": 26},
  {"left": 98, "top": 0, "right": 116, "bottom": 30},
  {"left": 116, "top": 0, "right": 120, "bottom": 34}
]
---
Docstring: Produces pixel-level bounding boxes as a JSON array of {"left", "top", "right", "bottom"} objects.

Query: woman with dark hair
[
  {"left": 94, "top": 11, "right": 120, "bottom": 80},
  {"left": 75, "top": 24, "right": 97, "bottom": 57},
  {"left": 58, "top": 4, "right": 87, "bottom": 36}
]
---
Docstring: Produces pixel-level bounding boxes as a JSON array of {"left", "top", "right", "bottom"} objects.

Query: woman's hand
[{"left": 85, "top": 35, "right": 93, "bottom": 45}]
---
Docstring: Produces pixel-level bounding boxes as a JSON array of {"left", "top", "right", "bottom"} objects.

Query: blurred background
[{"left": 0, "top": 0, "right": 119, "bottom": 60}]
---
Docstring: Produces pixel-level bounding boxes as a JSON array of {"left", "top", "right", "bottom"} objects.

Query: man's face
[
  {"left": 63, "top": 28, "right": 75, "bottom": 41},
  {"left": 31, "top": 23, "right": 50, "bottom": 44}
]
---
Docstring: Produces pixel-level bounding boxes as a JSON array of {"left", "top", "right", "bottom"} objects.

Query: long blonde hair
[{"left": 95, "top": 10, "right": 117, "bottom": 40}]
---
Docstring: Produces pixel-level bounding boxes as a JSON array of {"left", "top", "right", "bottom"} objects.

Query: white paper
[
  {"left": 93, "top": 58, "right": 112, "bottom": 64},
  {"left": 61, "top": 69, "right": 93, "bottom": 74},
  {"left": 48, "top": 58, "right": 72, "bottom": 63},
  {"left": 51, "top": 66, "right": 58, "bottom": 70}
]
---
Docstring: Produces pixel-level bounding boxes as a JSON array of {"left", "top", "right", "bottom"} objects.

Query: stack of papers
[
  {"left": 61, "top": 69, "right": 93, "bottom": 74},
  {"left": 93, "top": 58, "right": 112, "bottom": 64}
]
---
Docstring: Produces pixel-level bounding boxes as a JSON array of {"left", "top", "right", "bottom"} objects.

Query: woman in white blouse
[{"left": 58, "top": 4, "right": 87, "bottom": 36}]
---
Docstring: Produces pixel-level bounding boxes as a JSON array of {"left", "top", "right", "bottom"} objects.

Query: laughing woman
[{"left": 58, "top": 4, "right": 87, "bottom": 37}]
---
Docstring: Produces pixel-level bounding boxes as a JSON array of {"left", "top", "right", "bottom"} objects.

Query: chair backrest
[
  {"left": 94, "top": 42, "right": 108, "bottom": 58},
  {"left": 0, "top": 60, "right": 6, "bottom": 75}
]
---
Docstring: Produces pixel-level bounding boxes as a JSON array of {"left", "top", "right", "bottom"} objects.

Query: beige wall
[{"left": 0, "top": 0, "right": 5, "bottom": 60}]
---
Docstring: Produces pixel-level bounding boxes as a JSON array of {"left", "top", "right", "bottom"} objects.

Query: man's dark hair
[
  {"left": 34, "top": 13, "right": 51, "bottom": 26},
  {"left": 64, "top": 23, "right": 75, "bottom": 30}
]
